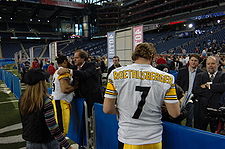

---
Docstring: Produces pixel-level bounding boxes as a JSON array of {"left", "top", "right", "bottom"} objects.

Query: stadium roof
[{"left": 0, "top": 1, "right": 84, "bottom": 24}]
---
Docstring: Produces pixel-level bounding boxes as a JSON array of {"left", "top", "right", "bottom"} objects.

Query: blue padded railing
[
  {"left": 93, "top": 103, "right": 225, "bottom": 149},
  {"left": 0, "top": 69, "right": 21, "bottom": 99}
]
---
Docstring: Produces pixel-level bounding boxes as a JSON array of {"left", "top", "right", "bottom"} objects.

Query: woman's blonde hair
[
  {"left": 132, "top": 42, "right": 156, "bottom": 61},
  {"left": 20, "top": 80, "right": 48, "bottom": 115}
]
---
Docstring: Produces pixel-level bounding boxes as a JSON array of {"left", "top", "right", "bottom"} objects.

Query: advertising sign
[
  {"left": 107, "top": 32, "right": 115, "bottom": 68},
  {"left": 133, "top": 25, "right": 143, "bottom": 50}
]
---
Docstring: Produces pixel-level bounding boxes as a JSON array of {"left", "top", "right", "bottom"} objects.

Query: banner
[
  {"left": 107, "top": 32, "right": 115, "bottom": 68},
  {"left": 132, "top": 25, "right": 143, "bottom": 50}
]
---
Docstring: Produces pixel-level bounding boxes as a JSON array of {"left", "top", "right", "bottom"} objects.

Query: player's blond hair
[{"left": 132, "top": 42, "right": 156, "bottom": 61}]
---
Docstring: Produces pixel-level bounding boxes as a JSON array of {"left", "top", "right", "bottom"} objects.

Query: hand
[
  {"left": 68, "top": 145, "right": 77, "bottom": 149},
  {"left": 58, "top": 68, "right": 69, "bottom": 75},
  {"left": 200, "top": 83, "right": 207, "bottom": 88}
]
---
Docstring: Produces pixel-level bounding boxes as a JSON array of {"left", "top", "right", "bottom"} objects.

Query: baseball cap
[{"left": 24, "top": 69, "right": 49, "bottom": 85}]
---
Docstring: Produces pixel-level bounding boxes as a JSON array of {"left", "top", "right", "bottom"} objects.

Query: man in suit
[
  {"left": 176, "top": 54, "right": 202, "bottom": 127},
  {"left": 193, "top": 56, "right": 225, "bottom": 132},
  {"left": 72, "top": 49, "right": 103, "bottom": 117},
  {"left": 107, "top": 56, "right": 121, "bottom": 78}
]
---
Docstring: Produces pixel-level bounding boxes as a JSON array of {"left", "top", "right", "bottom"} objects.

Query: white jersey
[
  {"left": 52, "top": 67, "right": 74, "bottom": 103},
  {"left": 104, "top": 63, "right": 178, "bottom": 145}
]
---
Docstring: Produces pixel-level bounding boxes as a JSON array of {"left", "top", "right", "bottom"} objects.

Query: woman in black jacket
[{"left": 19, "top": 69, "right": 75, "bottom": 149}]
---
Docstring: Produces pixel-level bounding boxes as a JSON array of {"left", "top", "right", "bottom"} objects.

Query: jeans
[{"left": 26, "top": 140, "right": 60, "bottom": 149}]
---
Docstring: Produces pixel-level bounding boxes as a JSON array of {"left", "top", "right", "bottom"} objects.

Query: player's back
[{"left": 109, "top": 63, "right": 175, "bottom": 145}]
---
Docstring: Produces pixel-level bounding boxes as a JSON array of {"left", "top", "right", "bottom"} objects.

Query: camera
[{"left": 207, "top": 107, "right": 225, "bottom": 135}]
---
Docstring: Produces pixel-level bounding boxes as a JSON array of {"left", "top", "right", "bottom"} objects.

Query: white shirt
[
  {"left": 105, "top": 63, "right": 178, "bottom": 145},
  {"left": 52, "top": 67, "right": 74, "bottom": 103}
]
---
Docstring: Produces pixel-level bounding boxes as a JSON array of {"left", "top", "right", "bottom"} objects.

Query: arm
[
  {"left": 44, "top": 98, "right": 71, "bottom": 149},
  {"left": 192, "top": 73, "right": 209, "bottom": 96},
  {"left": 104, "top": 71, "right": 118, "bottom": 115},
  {"left": 164, "top": 83, "right": 180, "bottom": 118},
  {"left": 219, "top": 59, "right": 225, "bottom": 65},
  {"left": 210, "top": 73, "right": 225, "bottom": 93},
  {"left": 59, "top": 78, "right": 74, "bottom": 93},
  {"left": 165, "top": 102, "right": 180, "bottom": 118},
  {"left": 103, "top": 98, "right": 118, "bottom": 114},
  {"left": 73, "top": 63, "right": 97, "bottom": 80}
]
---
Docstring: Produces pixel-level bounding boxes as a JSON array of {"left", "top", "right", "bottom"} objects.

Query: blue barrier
[
  {"left": 2, "top": 70, "right": 6, "bottom": 82},
  {"left": 0, "top": 69, "right": 2, "bottom": 80},
  {"left": 162, "top": 122, "right": 225, "bottom": 149},
  {"left": 93, "top": 103, "right": 225, "bottom": 149},
  {"left": 67, "top": 98, "right": 87, "bottom": 147},
  {"left": 94, "top": 103, "right": 119, "bottom": 149},
  {"left": 5, "top": 71, "right": 13, "bottom": 91},
  {"left": 12, "top": 74, "right": 21, "bottom": 99},
  {"left": 0, "top": 69, "right": 21, "bottom": 99},
  {"left": 0, "top": 59, "right": 15, "bottom": 67}
]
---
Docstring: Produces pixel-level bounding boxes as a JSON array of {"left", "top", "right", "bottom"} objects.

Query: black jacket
[
  {"left": 73, "top": 62, "right": 103, "bottom": 103},
  {"left": 193, "top": 71, "right": 225, "bottom": 108},
  {"left": 176, "top": 67, "right": 202, "bottom": 91},
  {"left": 19, "top": 99, "right": 53, "bottom": 143}
]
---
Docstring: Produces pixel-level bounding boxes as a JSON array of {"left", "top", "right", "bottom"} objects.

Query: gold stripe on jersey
[
  {"left": 58, "top": 73, "right": 71, "bottom": 80},
  {"left": 123, "top": 142, "right": 162, "bottom": 149},
  {"left": 113, "top": 70, "right": 173, "bottom": 84},
  {"left": 105, "top": 81, "right": 118, "bottom": 96},
  {"left": 164, "top": 84, "right": 177, "bottom": 100}
]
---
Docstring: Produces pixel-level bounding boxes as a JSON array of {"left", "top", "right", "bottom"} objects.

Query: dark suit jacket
[
  {"left": 176, "top": 67, "right": 203, "bottom": 92},
  {"left": 193, "top": 71, "right": 225, "bottom": 108},
  {"left": 73, "top": 62, "right": 103, "bottom": 103}
]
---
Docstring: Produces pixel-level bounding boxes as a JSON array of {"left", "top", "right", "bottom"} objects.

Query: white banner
[
  {"left": 133, "top": 25, "right": 143, "bottom": 50},
  {"left": 107, "top": 32, "right": 115, "bottom": 68}
]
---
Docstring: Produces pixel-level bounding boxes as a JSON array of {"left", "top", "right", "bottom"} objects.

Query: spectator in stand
[
  {"left": 43, "top": 61, "right": 50, "bottom": 72},
  {"left": 21, "top": 61, "right": 30, "bottom": 83},
  {"left": 156, "top": 55, "right": 167, "bottom": 65},
  {"left": 19, "top": 69, "right": 75, "bottom": 149},
  {"left": 180, "top": 56, "right": 188, "bottom": 66},
  {"left": 219, "top": 57, "right": 225, "bottom": 72},
  {"left": 218, "top": 56, "right": 225, "bottom": 72},
  {"left": 39, "top": 59, "right": 43, "bottom": 69},
  {"left": 202, "top": 48, "right": 207, "bottom": 57},
  {"left": 100, "top": 57, "right": 107, "bottom": 73},
  {"left": 107, "top": 56, "right": 121, "bottom": 78},
  {"left": 176, "top": 54, "right": 203, "bottom": 127},
  {"left": 47, "top": 62, "right": 56, "bottom": 76},
  {"left": 31, "top": 58, "right": 40, "bottom": 69}
]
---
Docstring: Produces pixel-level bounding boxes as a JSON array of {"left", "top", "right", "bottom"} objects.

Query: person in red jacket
[
  {"left": 156, "top": 55, "right": 167, "bottom": 65},
  {"left": 31, "top": 58, "right": 40, "bottom": 69},
  {"left": 47, "top": 62, "right": 56, "bottom": 76}
]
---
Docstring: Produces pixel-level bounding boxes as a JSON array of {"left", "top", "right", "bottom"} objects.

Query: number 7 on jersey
[{"left": 132, "top": 86, "right": 151, "bottom": 119}]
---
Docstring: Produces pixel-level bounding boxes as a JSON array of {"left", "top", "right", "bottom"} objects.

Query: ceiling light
[{"left": 188, "top": 24, "right": 193, "bottom": 28}]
